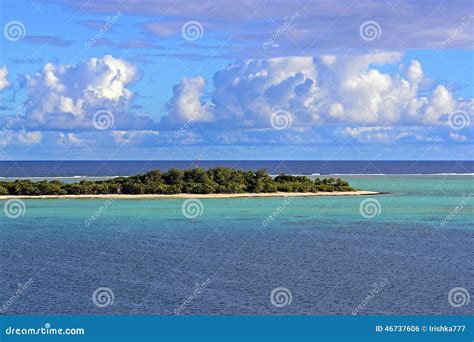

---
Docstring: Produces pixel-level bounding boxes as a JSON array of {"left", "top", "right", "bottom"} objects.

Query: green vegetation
[{"left": 0, "top": 168, "right": 355, "bottom": 195}]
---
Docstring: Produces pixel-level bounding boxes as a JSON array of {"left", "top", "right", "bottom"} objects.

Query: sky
[{"left": 0, "top": 0, "right": 472, "bottom": 160}]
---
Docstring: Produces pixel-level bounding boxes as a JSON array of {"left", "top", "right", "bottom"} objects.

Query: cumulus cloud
[
  {"left": 59, "top": 132, "right": 83, "bottom": 145},
  {"left": 0, "top": 66, "right": 10, "bottom": 91},
  {"left": 163, "top": 53, "right": 472, "bottom": 131},
  {"left": 164, "top": 76, "right": 212, "bottom": 124},
  {"left": 1, "top": 52, "right": 471, "bottom": 154},
  {"left": 23, "top": 55, "right": 141, "bottom": 129},
  {"left": 163, "top": 57, "right": 320, "bottom": 127},
  {"left": 422, "top": 85, "right": 456, "bottom": 125},
  {"left": 18, "top": 131, "right": 43, "bottom": 144},
  {"left": 407, "top": 60, "right": 424, "bottom": 82},
  {"left": 0, "top": 130, "right": 42, "bottom": 147}
]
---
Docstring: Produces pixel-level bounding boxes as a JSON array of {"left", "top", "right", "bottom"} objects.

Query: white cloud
[
  {"left": 164, "top": 76, "right": 212, "bottom": 124},
  {"left": 422, "top": 85, "right": 455, "bottom": 124},
  {"left": 338, "top": 126, "right": 446, "bottom": 143},
  {"left": 449, "top": 132, "right": 467, "bottom": 142},
  {"left": 59, "top": 132, "right": 83, "bottom": 145},
  {"left": 163, "top": 53, "right": 472, "bottom": 130},
  {"left": 319, "top": 55, "right": 336, "bottom": 67},
  {"left": 25, "top": 55, "right": 138, "bottom": 127},
  {"left": 210, "top": 56, "right": 319, "bottom": 127},
  {"left": 0, "top": 66, "right": 10, "bottom": 91},
  {"left": 0, "top": 130, "right": 42, "bottom": 146},
  {"left": 18, "top": 131, "right": 42, "bottom": 144},
  {"left": 339, "top": 126, "right": 394, "bottom": 142},
  {"left": 407, "top": 60, "right": 424, "bottom": 82},
  {"left": 112, "top": 130, "right": 160, "bottom": 144},
  {"left": 0, "top": 133, "right": 12, "bottom": 147}
]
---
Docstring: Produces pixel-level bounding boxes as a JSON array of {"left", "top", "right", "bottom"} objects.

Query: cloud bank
[
  {"left": 163, "top": 53, "right": 472, "bottom": 132},
  {"left": 1, "top": 52, "right": 472, "bottom": 153}
]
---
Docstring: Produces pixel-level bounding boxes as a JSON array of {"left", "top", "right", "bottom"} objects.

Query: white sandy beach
[{"left": 0, "top": 190, "right": 380, "bottom": 200}]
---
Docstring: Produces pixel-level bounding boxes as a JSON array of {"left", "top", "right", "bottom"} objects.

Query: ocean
[
  {"left": 0, "top": 162, "right": 472, "bottom": 315},
  {"left": 0, "top": 160, "right": 472, "bottom": 178}
]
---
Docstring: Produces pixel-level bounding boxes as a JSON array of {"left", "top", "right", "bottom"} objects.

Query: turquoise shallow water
[{"left": 0, "top": 175, "right": 472, "bottom": 315}]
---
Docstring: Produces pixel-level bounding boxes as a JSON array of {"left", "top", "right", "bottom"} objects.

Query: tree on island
[{"left": 0, "top": 168, "right": 355, "bottom": 196}]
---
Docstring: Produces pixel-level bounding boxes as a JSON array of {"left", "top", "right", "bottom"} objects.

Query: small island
[{"left": 0, "top": 167, "right": 378, "bottom": 198}]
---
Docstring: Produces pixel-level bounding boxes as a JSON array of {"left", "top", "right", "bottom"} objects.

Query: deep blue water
[
  {"left": 0, "top": 160, "right": 473, "bottom": 178},
  {"left": 0, "top": 175, "right": 472, "bottom": 315}
]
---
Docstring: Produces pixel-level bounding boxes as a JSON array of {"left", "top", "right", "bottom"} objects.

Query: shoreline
[{"left": 0, "top": 190, "right": 381, "bottom": 200}]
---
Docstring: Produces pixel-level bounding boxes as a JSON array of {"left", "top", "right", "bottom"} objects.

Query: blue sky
[{"left": 0, "top": 0, "right": 472, "bottom": 160}]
